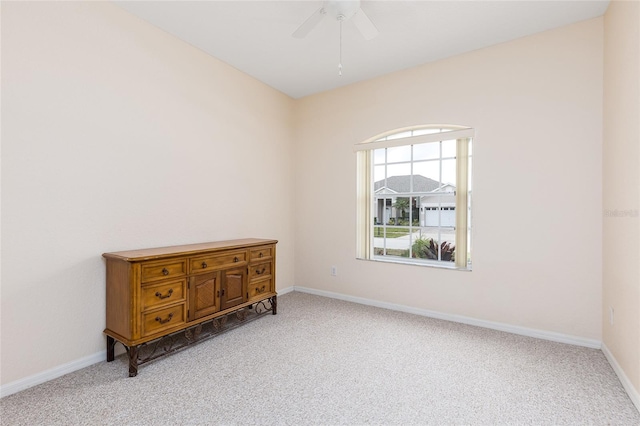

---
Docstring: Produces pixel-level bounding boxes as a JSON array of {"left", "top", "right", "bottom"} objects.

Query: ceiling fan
[{"left": 292, "top": 0, "right": 379, "bottom": 41}]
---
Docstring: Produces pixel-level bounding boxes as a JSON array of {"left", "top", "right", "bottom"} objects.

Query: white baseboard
[
  {"left": 0, "top": 286, "right": 295, "bottom": 398},
  {"left": 1, "top": 289, "right": 292, "bottom": 399},
  {"left": 292, "top": 286, "right": 602, "bottom": 349},
  {"left": 277, "top": 286, "right": 295, "bottom": 295},
  {"left": 602, "top": 343, "right": 640, "bottom": 412},
  {"left": 6, "top": 287, "right": 632, "bottom": 409},
  {"left": 1, "top": 351, "right": 105, "bottom": 398}
]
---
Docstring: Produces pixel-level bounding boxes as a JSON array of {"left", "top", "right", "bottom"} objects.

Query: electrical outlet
[
  {"left": 609, "top": 307, "right": 614, "bottom": 326},
  {"left": 330, "top": 266, "right": 337, "bottom": 276}
]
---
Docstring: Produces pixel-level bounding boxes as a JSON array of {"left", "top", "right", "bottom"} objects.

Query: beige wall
[
  {"left": 1, "top": 1, "right": 628, "bottom": 395},
  {"left": 603, "top": 0, "right": 640, "bottom": 395},
  {"left": 1, "top": 2, "right": 295, "bottom": 385},
  {"left": 294, "top": 18, "right": 604, "bottom": 340}
]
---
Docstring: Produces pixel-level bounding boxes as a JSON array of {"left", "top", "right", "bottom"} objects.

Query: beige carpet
[{"left": 1, "top": 291, "right": 639, "bottom": 425}]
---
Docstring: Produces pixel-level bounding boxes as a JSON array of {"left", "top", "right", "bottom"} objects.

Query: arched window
[{"left": 355, "top": 125, "right": 473, "bottom": 269}]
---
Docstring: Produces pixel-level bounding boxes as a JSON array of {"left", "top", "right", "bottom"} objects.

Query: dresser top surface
[{"left": 103, "top": 238, "right": 277, "bottom": 262}]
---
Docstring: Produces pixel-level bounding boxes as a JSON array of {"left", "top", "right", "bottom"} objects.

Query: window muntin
[{"left": 356, "top": 126, "right": 472, "bottom": 270}]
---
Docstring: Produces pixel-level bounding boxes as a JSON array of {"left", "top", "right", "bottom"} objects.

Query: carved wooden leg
[
  {"left": 128, "top": 345, "right": 139, "bottom": 377},
  {"left": 271, "top": 295, "right": 277, "bottom": 315},
  {"left": 106, "top": 336, "right": 116, "bottom": 362}
]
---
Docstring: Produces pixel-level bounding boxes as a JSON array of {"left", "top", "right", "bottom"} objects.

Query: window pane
[
  {"left": 392, "top": 197, "right": 410, "bottom": 226},
  {"left": 374, "top": 148, "right": 386, "bottom": 165},
  {"left": 422, "top": 203, "right": 441, "bottom": 227},
  {"left": 412, "top": 172, "right": 439, "bottom": 194},
  {"left": 386, "top": 145, "right": 411, "bottom": 163},
  {"left": 411, "top": 230, "right": 456, "bottom": 262},
  {"left": 374, "top": 222, "right": 411, "bottom": 257},
  {"left": 387, "top": 163, "right": 411, "bottom": 182},
  {"left": 413, "top": 142, "right": 440, "bottom": 161},
  {"left": 374, "top": 197, "right": 394, "bottom": 225},
  {"left": 441, "top": 158, "right": 456, "bottom": 187},
  {"left": 413, "top": 161, "right": 440, "bottom": 184},
  {"left": 439, "top": 231, "right": 457, "bottom": 262},
  {"left": 374, "top": 239, "right": 410, "bottom": 258},
  {"left": 419, "top": 195, "right": 456, "bottom": 225},
  {"left": 442, "top": 139, "right": 457, "bottom": 158},
  {"left": 374, "top": 165, "right": 386, "bottom": 185}
]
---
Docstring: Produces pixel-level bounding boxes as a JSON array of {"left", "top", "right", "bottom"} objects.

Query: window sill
[{"left": 357, "top": 256, "right": 472, "bottom": 271}]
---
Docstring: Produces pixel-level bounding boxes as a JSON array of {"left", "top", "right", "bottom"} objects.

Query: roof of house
[{"left": 374, "top": 175, "right": 450, "bottom": 193}]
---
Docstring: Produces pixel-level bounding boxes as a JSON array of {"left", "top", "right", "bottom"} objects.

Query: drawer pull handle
[
  {"left": 162, "top": 268, "right": 169, "bottom": 276},
  {"left": 155, "top": 289, "right": 173, "bottom": 300},
  {"left": 201, "top": 262, "right": 207, "bottom": 269},
  {"left": 256, "top": 285, "right": 266, "bottom": 294},
  {"left": 217, "top": 289, "right": 225, "bottom": 297},
  {"left": 256, "top": 268, "right": 266, "bottom": 275},
  {"left": 233, "top": 256, "right": 239, "bottom": 263},
  {"left": 259, "top": 252, "right": 264, "bottom": 258},
  {"left": 155, "top": 313, "right": 174, "bottom": 324}
]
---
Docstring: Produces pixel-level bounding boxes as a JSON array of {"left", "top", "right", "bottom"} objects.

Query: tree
[{"left": 393, "top": 197, "right": 410, "bottom": 224}]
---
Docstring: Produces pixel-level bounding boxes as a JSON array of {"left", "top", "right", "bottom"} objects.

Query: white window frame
[{"left": 355, "top": 125, "right": 473, "bottom": 270}]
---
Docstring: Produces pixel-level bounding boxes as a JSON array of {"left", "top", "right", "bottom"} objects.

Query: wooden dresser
[{"left": 103, "top": 238, "right": 277, "bottom": 376}]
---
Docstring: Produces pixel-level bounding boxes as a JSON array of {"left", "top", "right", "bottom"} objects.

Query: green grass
[
  {"left": 374, "top": 227, "right": 412, "bottom": 238},
  {"left": 374, "top": 248, "right": 410, "bottom": 257}
]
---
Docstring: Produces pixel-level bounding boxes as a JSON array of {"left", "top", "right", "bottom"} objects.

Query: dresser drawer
[
  {"left": 248, "top": 278, "right": 272, "bottom": 301},
  {"left": 249, "top": 262, "right": 272, "bottom": 280},
  {"left": 189, "top": 250, "right": 247, "bottom": 274},
  {"left": 140, "top": 259, "right": 187, "bottom": 283},
  {"left": 142, "top": 304, "right": 186, "bottom": 337},
  {"left": 250, "top": 246, "right": 273, "bottom": 261},
  {"left": 141, "top": 279, "right": 186, "bottom": 311}
]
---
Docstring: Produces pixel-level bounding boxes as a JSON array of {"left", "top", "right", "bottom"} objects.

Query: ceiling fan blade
[
  {"left": 292, "top": 7, "right": 326, "bottom": 39},
  {"left": 353, "top": 8, "right": 378, "bottom": 40}
]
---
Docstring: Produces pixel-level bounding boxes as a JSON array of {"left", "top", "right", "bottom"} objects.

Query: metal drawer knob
[
  {"left": 201, "top": 262, "right": 207, "bottom": 269},
  {"left": 256, "top": 268, "right": 266, "bottom": 275},
  {"left": 155, "top": 289, "right": 173, "bottom": 300},
  {"left": 162, "top": 268, "right": 169, "bottom": 276},
  {"left": 233, "top": 256, "right": 239, "bottom": 262},
  {"left": 155, "top": 313, "right": 174, "bottom": 324}
]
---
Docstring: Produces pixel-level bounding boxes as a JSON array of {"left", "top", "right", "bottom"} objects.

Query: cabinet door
[
  {"left": 189, "top": 271, "right": 221, "bottom": 320},
  {"left": 220, "top": 268, "right": 246, "bottom": 311}
]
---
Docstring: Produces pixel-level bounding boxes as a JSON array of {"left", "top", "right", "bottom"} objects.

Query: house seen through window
[{"left": 355, "top": 126, "right": 473, "bottom": 269}]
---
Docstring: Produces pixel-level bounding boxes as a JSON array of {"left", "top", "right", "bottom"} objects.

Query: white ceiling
[{"left": 115, "top": 1, "right": 609, "bottom": 99}]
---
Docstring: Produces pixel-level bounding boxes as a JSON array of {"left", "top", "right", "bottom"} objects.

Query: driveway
[{"left": 374, "top": 229, "right": 455, "bottom": 250}]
